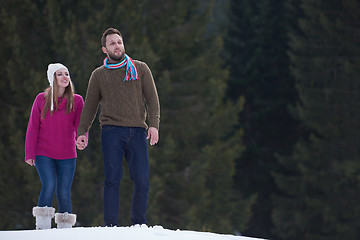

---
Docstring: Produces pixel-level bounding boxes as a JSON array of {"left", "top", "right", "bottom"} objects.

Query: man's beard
[{"left": 108, "top": 52, "right": 124, "bottom": 61}]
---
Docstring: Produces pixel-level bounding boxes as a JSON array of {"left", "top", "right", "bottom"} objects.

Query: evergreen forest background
[{"left": 1, "top": 0, "right": 360, "bottom": 239}]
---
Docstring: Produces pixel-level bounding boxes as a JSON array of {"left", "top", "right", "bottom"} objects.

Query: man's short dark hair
[{"left": 101, "top": 28, "right": 122, "bottom": 47}]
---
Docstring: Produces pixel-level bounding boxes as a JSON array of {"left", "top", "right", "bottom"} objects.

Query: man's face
[{"left": 102, "top": 34, "right": 125, "bottom": 61}]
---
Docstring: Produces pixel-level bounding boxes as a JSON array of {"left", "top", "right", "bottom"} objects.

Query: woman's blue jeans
[
  {"left": 35, "top": 156, "right": 76, "bottom": 213},
  {"left": 101, "top": 125, "right": 149, "bottom": 226}
]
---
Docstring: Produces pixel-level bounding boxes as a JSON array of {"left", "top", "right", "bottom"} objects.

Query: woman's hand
[{"left": 26, "top": 159, "right": 35, "bottom": 166}]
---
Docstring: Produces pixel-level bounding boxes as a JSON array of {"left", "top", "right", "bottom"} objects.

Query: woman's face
[{"left": 55, "top": 68, "right": 70, "bottom": 89}]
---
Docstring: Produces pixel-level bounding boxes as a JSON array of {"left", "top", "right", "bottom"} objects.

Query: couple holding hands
[{"left": 25, "top": 28, "right": 160, "bottom": 230}]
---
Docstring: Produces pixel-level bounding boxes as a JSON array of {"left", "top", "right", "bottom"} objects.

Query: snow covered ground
[{"left": 0, "top": 225, "right": 266, "bottom": 240}]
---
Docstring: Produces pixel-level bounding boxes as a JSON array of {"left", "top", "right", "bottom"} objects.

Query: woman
[{"left": 25, "top": 63, "right": 86, "bottom": 229}]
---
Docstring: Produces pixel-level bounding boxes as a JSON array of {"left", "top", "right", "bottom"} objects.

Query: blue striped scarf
[{"left": 103, "top": 54, "right": 139, "bottom": 81}]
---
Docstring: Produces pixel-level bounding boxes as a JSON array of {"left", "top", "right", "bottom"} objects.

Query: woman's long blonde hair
[{"left": 42, "top": 72, "right": 75, "bottom": 119}]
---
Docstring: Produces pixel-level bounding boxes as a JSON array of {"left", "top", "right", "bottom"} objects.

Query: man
[{"left": 76, "top": 27, "right": 160, "bottom": 227}]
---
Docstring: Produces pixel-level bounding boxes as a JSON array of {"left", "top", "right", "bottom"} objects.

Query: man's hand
[
  {"left": 76, "top": 135, "right": 88, "bottom": 150},
  {"left": 147, "top": 127, "right": 159, "bottom": 146}
]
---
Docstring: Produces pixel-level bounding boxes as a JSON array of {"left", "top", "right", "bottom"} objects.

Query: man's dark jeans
[{"left": 101, "top": 125, "right": 149, "bottom": 226}]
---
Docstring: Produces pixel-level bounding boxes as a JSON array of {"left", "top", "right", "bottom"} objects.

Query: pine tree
[
  {"left": 224, "top": 0, "right": 300, "bottom": 238},
  {"left": 273, "top": 0, "right": 360, "bottom": 239}
]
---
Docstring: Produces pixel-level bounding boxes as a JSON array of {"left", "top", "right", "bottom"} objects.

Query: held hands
[
  {"left": 147, "top": 127, "right": 159, "bottom": 146},
  {"left": 76, "top": 135, "right": 88, "bottom": 150}
]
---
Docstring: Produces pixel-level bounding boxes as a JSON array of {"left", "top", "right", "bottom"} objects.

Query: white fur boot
[
  {"left": 32, "top": 206, "right": 55, "bottom": 230},
  {"left": 55, "top": 212, "right": 76, "bottom": 228}
]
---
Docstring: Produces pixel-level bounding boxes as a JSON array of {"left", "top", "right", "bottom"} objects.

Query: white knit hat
[{"left": 47, "top": 63, "right": 69, "bottom": 111}]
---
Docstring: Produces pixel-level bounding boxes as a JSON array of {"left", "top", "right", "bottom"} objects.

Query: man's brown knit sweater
[{"left": 77, "top": 59, "right": 160, "bottom": 137}]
